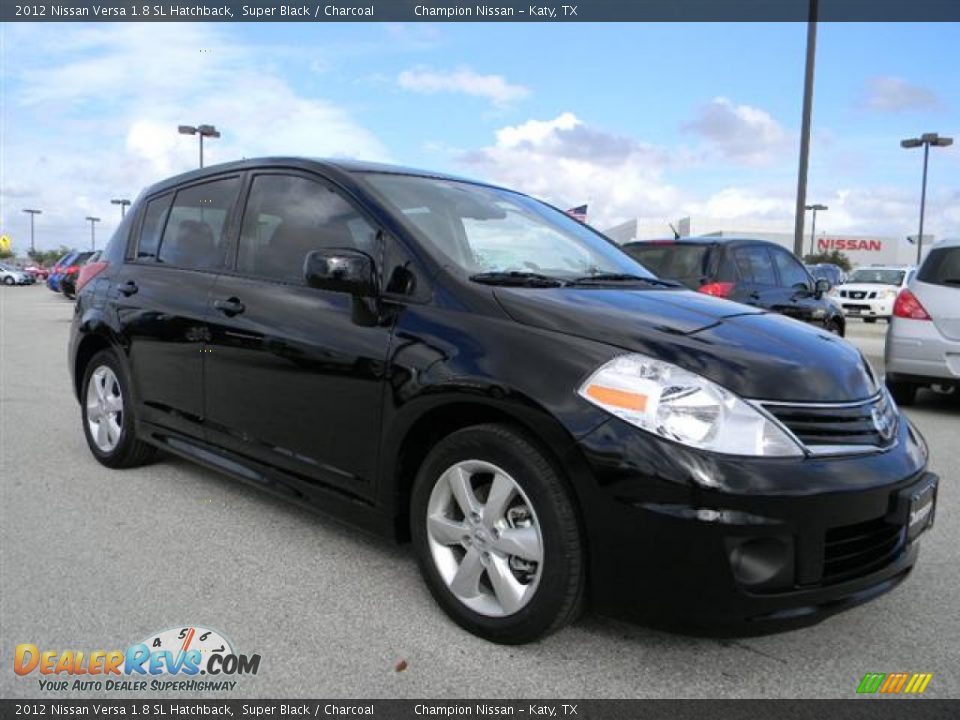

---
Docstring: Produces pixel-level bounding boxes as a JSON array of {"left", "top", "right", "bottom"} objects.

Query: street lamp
[
  {"left": 804, "top": 203, "right": 828, "bottom": 256},
  {"left": 178, "top": 124, "right": 221, "bottom": 168},
  {"left": 22, "top": 209, "right": 42, "bottom": 255},
  {"left": 111, "top": 198, "right": 131, "bottom": 219},
  {"left": 85, "top": 216, "right": 101, "bottom": 251},
  {"left": 901, "top": 132, "right": 953, "bottom": 264}
]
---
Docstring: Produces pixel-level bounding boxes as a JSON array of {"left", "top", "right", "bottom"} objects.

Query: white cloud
[
  {"left": 684, "top": 97, "right": 790, "bottom": 166},
  {"left": 398, "top": 66, "right": 529, "bottom": 106},
  {"left": 1, "top": 23, "right": 388, "bottom": 252},
  {"left": 862, "top": 76, "right": 942, "bottom": 113},
  {"left": 459, "top": 112, "right": 680, "bottom": 227}
]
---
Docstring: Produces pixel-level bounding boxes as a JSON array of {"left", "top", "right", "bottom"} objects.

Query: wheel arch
[{"left": 73, "top": 329, "right": 125, "bottom": 401}]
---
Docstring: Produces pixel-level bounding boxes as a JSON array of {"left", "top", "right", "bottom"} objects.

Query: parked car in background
[
  {"left": 0, "top": 263, "right": 32, "bottom": 286},
  {"left": 60, "top": 251, "right": 96, "bottom": 299},
  {"left": 806, "top": 263, "right": 845, "bottom": 288},
  {"left": 47, "top": 252, "right": 77, "bottom": 293},
  {"left": 831, "top": 265, "right": 915, "bottom": 323},
  {"left": 885, "top": 239, "right": 960, "bottom": 404},
  {"left": 622, "top": 237, "right": 845, "bottom": 335},
  {"left": 24, "top": 264, "right": 50, "bottom": 281},
  {"left": 69, "top": 158, "right": 934, "bottom": 643}
]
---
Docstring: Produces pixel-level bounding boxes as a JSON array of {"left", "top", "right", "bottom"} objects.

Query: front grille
[
  {"left": 762, "top": 392, "right": 898, "bottom": 452},
  {"left": 823, "top": 517, "right": 905, "bottom": 584}
]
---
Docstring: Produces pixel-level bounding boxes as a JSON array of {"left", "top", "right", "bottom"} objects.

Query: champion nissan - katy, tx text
[{"left": 70, "top": 158, "right": 937, "bottom": 643}]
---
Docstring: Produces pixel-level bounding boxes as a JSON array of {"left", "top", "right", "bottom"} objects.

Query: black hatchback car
[
  {"left": 623, "top": 238, "right": 846, "bottom": 336},
  {"left": 70, "top": 158, "right": 935, "bottom": 643}
]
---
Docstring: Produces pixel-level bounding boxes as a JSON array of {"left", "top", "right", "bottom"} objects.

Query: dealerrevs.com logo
[{"left": 14, "top": 626, "right": 261, "bottom": 692}]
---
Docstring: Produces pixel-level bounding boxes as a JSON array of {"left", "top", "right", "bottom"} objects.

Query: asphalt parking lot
[{"left": 1, "top": 285, "right": 957, "bottom": 699}]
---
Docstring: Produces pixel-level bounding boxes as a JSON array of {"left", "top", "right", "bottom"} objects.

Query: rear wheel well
[
  {"left": 74, "top": 334, "right": 113, "bottom": 399},
  {"left": 392, "top": 403, "right": 574, "bottom": 542}
]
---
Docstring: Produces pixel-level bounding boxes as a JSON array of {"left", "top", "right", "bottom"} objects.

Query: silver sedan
[{"left": 885, "top": 237, "right": 960, "bottom": 404}]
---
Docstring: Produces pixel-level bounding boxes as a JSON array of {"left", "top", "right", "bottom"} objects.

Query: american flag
[{"left": 565, "top": 204, "right": 588, "bottom": 223}]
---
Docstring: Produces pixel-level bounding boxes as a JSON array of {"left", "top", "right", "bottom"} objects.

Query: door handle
[
  {"left": 214, "top": 297, "right": 245, "bottom": 316},
  {"left": 118, "top": 280, "right": 138, "bottom": 296}
]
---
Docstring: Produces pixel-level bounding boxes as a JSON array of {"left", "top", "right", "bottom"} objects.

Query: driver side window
[
  {"left": 237, "top": 174, "right": 377, "bottom": 284},
  {"left": 771, "top": 248, "right": 811, "bottom": 290}
]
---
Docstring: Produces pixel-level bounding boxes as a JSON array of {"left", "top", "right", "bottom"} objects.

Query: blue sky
[{"left": 1, "top": 21, "right": 958, "bottom": 252}]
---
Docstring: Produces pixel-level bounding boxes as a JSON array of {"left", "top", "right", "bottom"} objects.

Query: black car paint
[
  {"left": 623, "top": 238, "right": 846, "bottom": 335},
  {"left": 70, "top": 158, "right": 932, "bottom": 632}
]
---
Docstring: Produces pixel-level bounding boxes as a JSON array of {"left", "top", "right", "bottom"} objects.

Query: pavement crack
[{"left": 718, "top": 639, "right": 789, "bottom": 664}]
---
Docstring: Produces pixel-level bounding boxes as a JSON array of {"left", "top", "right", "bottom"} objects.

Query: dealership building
[{"left": 603, "top": 215, "right": 931, "bottom": 268}]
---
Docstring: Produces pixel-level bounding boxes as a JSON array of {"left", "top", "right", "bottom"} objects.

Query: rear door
[
  {"left": 913, "top": 245, "right": 960, "bottom": 340},
  {"left": 113, "top": 174, "right": 242, "bottom": 439}
]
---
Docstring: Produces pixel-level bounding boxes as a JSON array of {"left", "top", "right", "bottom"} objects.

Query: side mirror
[
  {"left": 814, "top": 278, "right": 831, "bottom": 297},
  {"left": 304, "top": 249, "right": 376, "bottom": 296}
]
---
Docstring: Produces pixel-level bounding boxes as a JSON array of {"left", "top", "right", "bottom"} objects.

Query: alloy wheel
[
  {"left": 86, "top": 365, "right": 124, "bottom": 452},
  {"left": 425, "top": 460, "right": 544, "bottom": 617}
]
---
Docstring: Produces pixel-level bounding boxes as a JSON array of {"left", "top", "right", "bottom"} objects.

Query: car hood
[{"left": 494, "top": 287, "right": 878, "bottom": 403}]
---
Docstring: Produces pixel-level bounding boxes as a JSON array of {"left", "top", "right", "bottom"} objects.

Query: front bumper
[
  {"left": 838, "top": 297, "right": 894, "bottom": 319},
  {"left": 568, "top": 414, "right": 933, "bottom": 634}
]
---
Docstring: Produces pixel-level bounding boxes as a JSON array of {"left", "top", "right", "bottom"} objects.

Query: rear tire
[
  {"left": 411, "top": 423, "right": 585, "bottom": 644},
  {"left": 886, "top": 378, "right": 918, "bottom": 406},
  {"left": 80, "top": 348, "right": 157, "bottom": 468}
]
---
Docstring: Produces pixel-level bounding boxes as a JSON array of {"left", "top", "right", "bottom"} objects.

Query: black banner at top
[{"left": 3, "top": 0, "right": 960, "bottom": 23}]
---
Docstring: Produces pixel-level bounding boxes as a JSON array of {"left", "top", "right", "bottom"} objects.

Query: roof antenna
[{"left": 668, "top": 222, "right": 680, "bottom": 240}]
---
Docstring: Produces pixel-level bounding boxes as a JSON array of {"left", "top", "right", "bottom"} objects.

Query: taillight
[
  {"left": 893, "top": 289, "right": 931, "bottom": 320},
  {"left": 76, "top": 261, "right": 109, "bottom": 292},
  {"left": 698, "top": 281, "right": 735, "bottom": 298}
]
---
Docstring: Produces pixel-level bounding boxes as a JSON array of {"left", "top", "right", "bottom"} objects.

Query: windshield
[
  {"left": 848, "top": 268, "right": 905, "bottom": 285},
  {"left": 362, "top": 173, "right": 654, "bottom": 281}
]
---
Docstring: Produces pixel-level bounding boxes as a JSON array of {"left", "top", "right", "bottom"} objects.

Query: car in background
[
  {"left": 47, "top": 252, "right": 77, "bottom": 293},
  {"left": 60, "top": 251, "right": 96, "bottom": 299},
  {"left": 885, "top": 239, "right": 960, "bottom": 404},
  {"left": 806, "top": 263, "right": 845, "bottom": 288},
  {"left": 831, "top": 265, "right": 915, "bottom": 323},
  {"left": 622, "top": 237, "right": 845, "bottom": 335},
  {"left": 23, "top": 264, "right": 50, "bottom": 281},
  {"left": 0, "top": 263, "right": 32, "bottom": 286}
]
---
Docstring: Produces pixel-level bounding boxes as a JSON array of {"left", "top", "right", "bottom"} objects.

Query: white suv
[{"left": 831, "top": 265, "right": 915, "bottom": 323}]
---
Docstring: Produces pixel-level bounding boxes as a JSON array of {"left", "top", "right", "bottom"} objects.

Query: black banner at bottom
[{"left": 0, "top": 699, "right": 957, "bottom": 720}]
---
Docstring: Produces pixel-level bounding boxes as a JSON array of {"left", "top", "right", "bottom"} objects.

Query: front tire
[
  {"left": 2, "top": 276, "right": 13, "bottom": 286},
  {"left": 411, "top": 424, "right": 585, "bottom": 644},
  {"left": 886, "top": 378, "right": 918, "bottom": 406},
  {"left": 80, "top": 349, "right": 156, "bottom": 468}
]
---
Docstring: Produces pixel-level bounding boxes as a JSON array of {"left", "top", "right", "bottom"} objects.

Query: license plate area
[{"left": 906, "top": 477, "right": 937, "bottom": 541}]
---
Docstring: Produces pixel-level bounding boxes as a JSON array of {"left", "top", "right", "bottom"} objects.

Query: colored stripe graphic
[{"left": 857, "top": 672, "right": 933, "bottom": 694}]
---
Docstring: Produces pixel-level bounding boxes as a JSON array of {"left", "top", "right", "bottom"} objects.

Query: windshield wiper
[
  {"left": 469, "top": 271, "right": 567, "bottom": 287},
  {"left": 567, "top": 272, "right": 680, "bottom": 287}
]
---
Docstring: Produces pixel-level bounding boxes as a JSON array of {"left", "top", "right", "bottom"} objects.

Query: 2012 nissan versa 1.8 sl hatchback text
[{"left": 70, "top": 158, "right": 937, "bottom": 644}]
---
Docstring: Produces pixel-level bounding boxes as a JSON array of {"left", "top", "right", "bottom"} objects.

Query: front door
[{"left": 203, "top": 172, "right": 392, "bottom": 498}]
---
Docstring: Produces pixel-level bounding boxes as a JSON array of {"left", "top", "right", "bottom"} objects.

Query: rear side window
[
  {"left": 237, "top": 174, "right": 377, "bottom": 284},
  {"left": 918, "top": 247, "right": 960, "bottom": 287},
  {"left": 733, "top": 246, "right": 777, "bottom": 286},
  {"left": 623, "top": 244, "right": 710, "bottom": 286},
  {"left": 157, "top": 177, "right": 241, "bottom": 271},
  {"left": 136, "top": 194, "right": 173, "bottom": 260}
]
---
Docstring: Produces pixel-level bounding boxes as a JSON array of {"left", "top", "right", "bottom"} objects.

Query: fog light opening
[{"left": 729, "top": 537, "right": 791, "bottom": 588}]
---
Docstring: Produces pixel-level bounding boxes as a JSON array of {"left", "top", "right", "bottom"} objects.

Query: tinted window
[
  {"left": 137, "top": 194, "right": 173, "bottom": 260},
  {"left": 157, "top": 177, "right": 241, "bottom": 271},
  {"left": 623, "top": 244, "right": 711, "bottom": 286},
  {"left": 918, "top": 247, "right": 960, "bottom": 287},
  {"left": 238, "top": 174, "right": 377, "bottom": 284},
  {"left": 771, "top": 249, "right": 810, "bottom": 289},
  {"left": 733, "top": 246, "right": 777, "bottom": 285}
]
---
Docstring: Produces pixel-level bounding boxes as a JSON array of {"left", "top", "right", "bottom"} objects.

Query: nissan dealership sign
[{"left": 818, "top": 237, "right": 884, "bottom": 253}]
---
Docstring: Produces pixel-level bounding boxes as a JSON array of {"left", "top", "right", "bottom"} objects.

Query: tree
[
  {"left": 803, "top": 250, "right": 852, "bottom": 272},
  {"left": 0, "top": 248, "right": 13, "bottom": 260}
]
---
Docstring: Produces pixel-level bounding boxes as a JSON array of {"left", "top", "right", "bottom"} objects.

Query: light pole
[
  {"left": 901, "top": 133, "right": 953, "bottom": 265},
  {"left": 111, "top": 198, "right": 131, "bottom": 219},
  {"left": 178, "top": 124, "right": 221, "bottom": 168},
  {"left": 22, "top": 208, "right": 42, "bottom": 255},
  {"left": 792, "top": 0, "right": 819, "bottom": 256},
  {"left": 85, "top": 216, "right": 101, "bottom": 251},
  {"left": 805, "top": 203, "right": 828, "bottom": 256}
]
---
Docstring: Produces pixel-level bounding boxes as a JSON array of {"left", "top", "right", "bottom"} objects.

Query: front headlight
[
  {"left": 882, "top": 288, "right": 898, "bottom": 299},
  {"left": 578, "top": 354, "right": 803, "bottom": 457}
]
